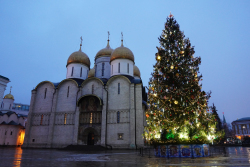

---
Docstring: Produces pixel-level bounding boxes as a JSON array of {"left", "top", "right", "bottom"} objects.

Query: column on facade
[
  {"left": 129, "top": 84, "right": 135, "bottom": 148},
  {"left": 22, "top": 90, "right": 37, "bottom": 147},
  {"left": 100, "top": 86, "right": 107, "bottom": 146},
  {"left": 135, "top": 84, "right": 144, "bottom": 147},
  {"left": 46, "top": 89, "right": 57, "bottom": 148}
]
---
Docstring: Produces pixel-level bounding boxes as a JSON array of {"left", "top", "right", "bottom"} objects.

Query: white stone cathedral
[{"left": 23, "top": 37, "right": 148, "bottom": 149}]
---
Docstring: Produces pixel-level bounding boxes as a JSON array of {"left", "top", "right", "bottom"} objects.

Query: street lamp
[{"left": 242, "top": 125, "right": 245, "bottom": 141}]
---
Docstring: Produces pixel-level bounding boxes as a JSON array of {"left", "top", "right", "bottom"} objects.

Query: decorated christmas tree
[{"left": 144, "top": 13, "right": 224, "bottom": 144}]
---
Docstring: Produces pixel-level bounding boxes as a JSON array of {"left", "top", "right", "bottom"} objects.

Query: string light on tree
[{"left": 144, "top": 13, "right": 224, "bottom": 144}]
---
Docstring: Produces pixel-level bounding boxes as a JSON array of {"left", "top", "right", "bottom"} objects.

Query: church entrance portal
[
  {"left": 87, "top": 133, "right": 95, "bottom": 145},
  {"left": 77, "top": 95, "right": 102, "bottom": 145}
]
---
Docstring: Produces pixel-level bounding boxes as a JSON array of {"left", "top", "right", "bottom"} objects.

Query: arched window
[
  {"left": 64, "top": 114, "right": 67, "bottom": 125},
  {"left": 102, "top": 63, "right": 105, "bottom": 76},
  {"left": 5, "top": 131, "right": 7, "bottom": 135},
  {"left": 112, "top": 65, "right": 113, "bottom": 74},
  {"left": 44, "top": 88, "right": 47, "bottom": 99},
  {"left": 10, "top": 131, "right": 12, "bottom": 135},
  {"left": 92, "top": 84, "right": 94, "bottom": 94},
  {"left": 118, "top": 63, "right": 120, "bottom": 73},
  {"left": 118, "top": 83, "right": 120, "bottom": 94},
  {"left": 117, "top": 111, "right": 120, "bottom": 123},
  {"left": 40, "top": 115, "right": 43, "bottom": 125},
  {"left": 9, "top": 104, "right": 11, "bottom": 109},
  {"left": 1, "top": 102, "right": 3, "bottom": 108},
  {"left": 80, "top": 67, "right": 82, "bottom": 77},
  {"left": 67, "top": 86, "right": 69, "bottom": 98},
  {"left": 127, "top": 63, "right": 129, "bottom": 73},
  {"left": 71, "top": 67, "right": 74, "bottom": 76}
]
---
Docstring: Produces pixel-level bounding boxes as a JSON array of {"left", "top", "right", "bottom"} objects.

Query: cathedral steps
[{"left": 61, "top": 145, "right": 108, "bottom": 151}]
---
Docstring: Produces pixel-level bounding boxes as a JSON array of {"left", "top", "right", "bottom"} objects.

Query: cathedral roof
[
  {"left": 52, "top": 78, "right": 85, "bottom": 89},
  {"left": 110, "top": 41, "right": 134, "bottom": 62},
  {"left": 134, "top": 65, "right": 141, "bottom": 78},
  {"left": 0, "top": 75, "right": 9, "bottom": 81},
  {"left": 95, "top": 41, "right": 113, "bottom": 60},
  {"left": 4, "top": 93, "right": 14, "bottom": 100},
  {"left": 0, "top": 121, "right": 24, "bottom": 127},
  {"left": 88, "top": 68, "right": 95, "bottom": 78},
  {"left": 4, "top": 87, "right": 14, "bottom": 100},
  {"left": 67, "top": 46, "right": 90, "bottom": 68},
  {"left": 233, "top": 117, "right": 250, "bottom": 122}
]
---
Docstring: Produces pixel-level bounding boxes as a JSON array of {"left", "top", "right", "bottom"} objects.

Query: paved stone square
[{"left": 0, "top": 146, "right": 250, "bottom": 167}]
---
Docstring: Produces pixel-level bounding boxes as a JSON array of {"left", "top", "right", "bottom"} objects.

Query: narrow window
[
  {"left": 127, "top": 63, "right": 129, "bottom": 74},
  {"left": 118, "top": 83, "right": 120, "bottom": 94},
  {"left": 5, "top": 131, "right": 7, "bottom": 135},
  {"left": 80, "top": 67, "right": 82, "bottom": 77},
  {"left": 40, "top": 115, "right": 43, "bottom": 125},
  {"left": 67, "top": 86, "right": 69, "bottom": 98},
  {"left": 86, "top": 70, "right": 89, "bottom": 78},
  {"left": 10, "top": 131, "right": 12, "bottom": 135},
  {"left": 112, "top": 65, "right": 113, "bottom": 74},
  {"left": 117, "top": 111, "right": 120, "bottom": 123},
  {"left": 92, "top": 84, "right": 94, "bottom": 94},
  {"left": 32, "top": 139, "right": 35, "bottom": 142},
  {"left": 9, "top": 104, "right": 11, "bottom": 109},
  {"left": 102, "top": 63, "right": 105, "bottom": 76},
  {"left": 44, "top": 88, "right": 47, "bottom": 99},
  {"left": 90, "top": 113, "right": 93, "bottom": 124},
  {"left": 64, "top": 114, "right": 67, "bottom": 125},
  {"left": 118, "top": 63, "right": 120, "bottom": 73},
  {"left": 71, "top": 67, "right": 74, "bottom": 76}
]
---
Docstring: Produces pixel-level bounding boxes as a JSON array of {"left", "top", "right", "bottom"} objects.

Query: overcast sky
[{"left": 0, "top": 1, "right": 249, "bottom": 124}]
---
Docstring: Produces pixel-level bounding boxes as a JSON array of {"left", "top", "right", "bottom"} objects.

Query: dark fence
[{"left": 138, "top": 145, "right": 228, "bottom": 158}]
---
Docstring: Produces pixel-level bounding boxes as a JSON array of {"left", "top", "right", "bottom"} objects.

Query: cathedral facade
[{"left": 23, "top": 38, "right": 147, "bottom": 149}]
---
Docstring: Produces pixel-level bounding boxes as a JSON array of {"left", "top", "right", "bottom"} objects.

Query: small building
[
  {"left": 232, "top": 117, "right": 250, "bottom": 140},
  {"left": 0, "top": 90, "right": 27, "bottom": 146}
]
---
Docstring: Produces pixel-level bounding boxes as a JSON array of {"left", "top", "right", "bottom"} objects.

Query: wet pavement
[{"left": 0, "top": 146, "right": 250, "bottom": 167}]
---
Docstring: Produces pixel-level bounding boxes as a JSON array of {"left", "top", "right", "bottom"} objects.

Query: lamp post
[{"left": 242, "top": 125, "right": 245, "bottom": 141}]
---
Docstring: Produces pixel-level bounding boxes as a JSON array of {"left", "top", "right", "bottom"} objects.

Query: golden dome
[
  {"left": 95, "top": 41, "right": 113, "bottom": 60},
  {"left": 88, "top": 67, "right": 95, "bottom": 78},
  {"left": 4, "top": 94, "right": 14, "bottom": 100},
  {"left": 110, "top": 41, "right": 134, "bottom": 62},
  {"left": 134, "top": 65, "right": 141, "bottom": 78},
  {"left": 67, "top": 46, "right": 90, "bottom": 68}
]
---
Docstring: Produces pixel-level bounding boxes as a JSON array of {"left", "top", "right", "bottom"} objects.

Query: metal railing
[{"left": 138, "top": 145, "right": 228, "bottom": 158}]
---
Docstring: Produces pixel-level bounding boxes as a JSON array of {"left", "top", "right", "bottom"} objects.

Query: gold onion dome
[
  {"left": 95, "top": 40, "right": 113, "bottom": 60},
  {"left": 88, "top": 67, "right": 95, "bottom": 78},
  {"left": 4, "top": 94, "right": 14, "bottom": 100},
  {"left": 110, "top": 41, "right": 134, "bottom": 62},
  {"left": 67, "top": 46, "right": 90, "bottom": 68},
  {"left": 134, "top": 65, "right": 141, "bottom": 78}
]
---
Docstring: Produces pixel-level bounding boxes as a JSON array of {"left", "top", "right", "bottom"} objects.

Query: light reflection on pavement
[{"left": 0, "top": 146, "right": 250, "bottom": 167}]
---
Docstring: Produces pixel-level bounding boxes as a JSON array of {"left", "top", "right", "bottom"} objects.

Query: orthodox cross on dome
[
  {"left": 121, "top": 32, "right": 123, "bottom": 46},
  {"left": 79, "top": 36, "right": 83, "bottom": 51},
  {"left": 107, "top": 31, "right": 110, "bottom": 47},
  {"left": 80, "top": 36, "right": 83, "bottom": 47},
  {"left": 169, "top": 12, "right": 174, "bottom": 18},
  {"left": 10, "top": 86, "right": 12, "bottom": 94},
  {"left": 107, "top": 31, "right": 110, "bottom": 41}
]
